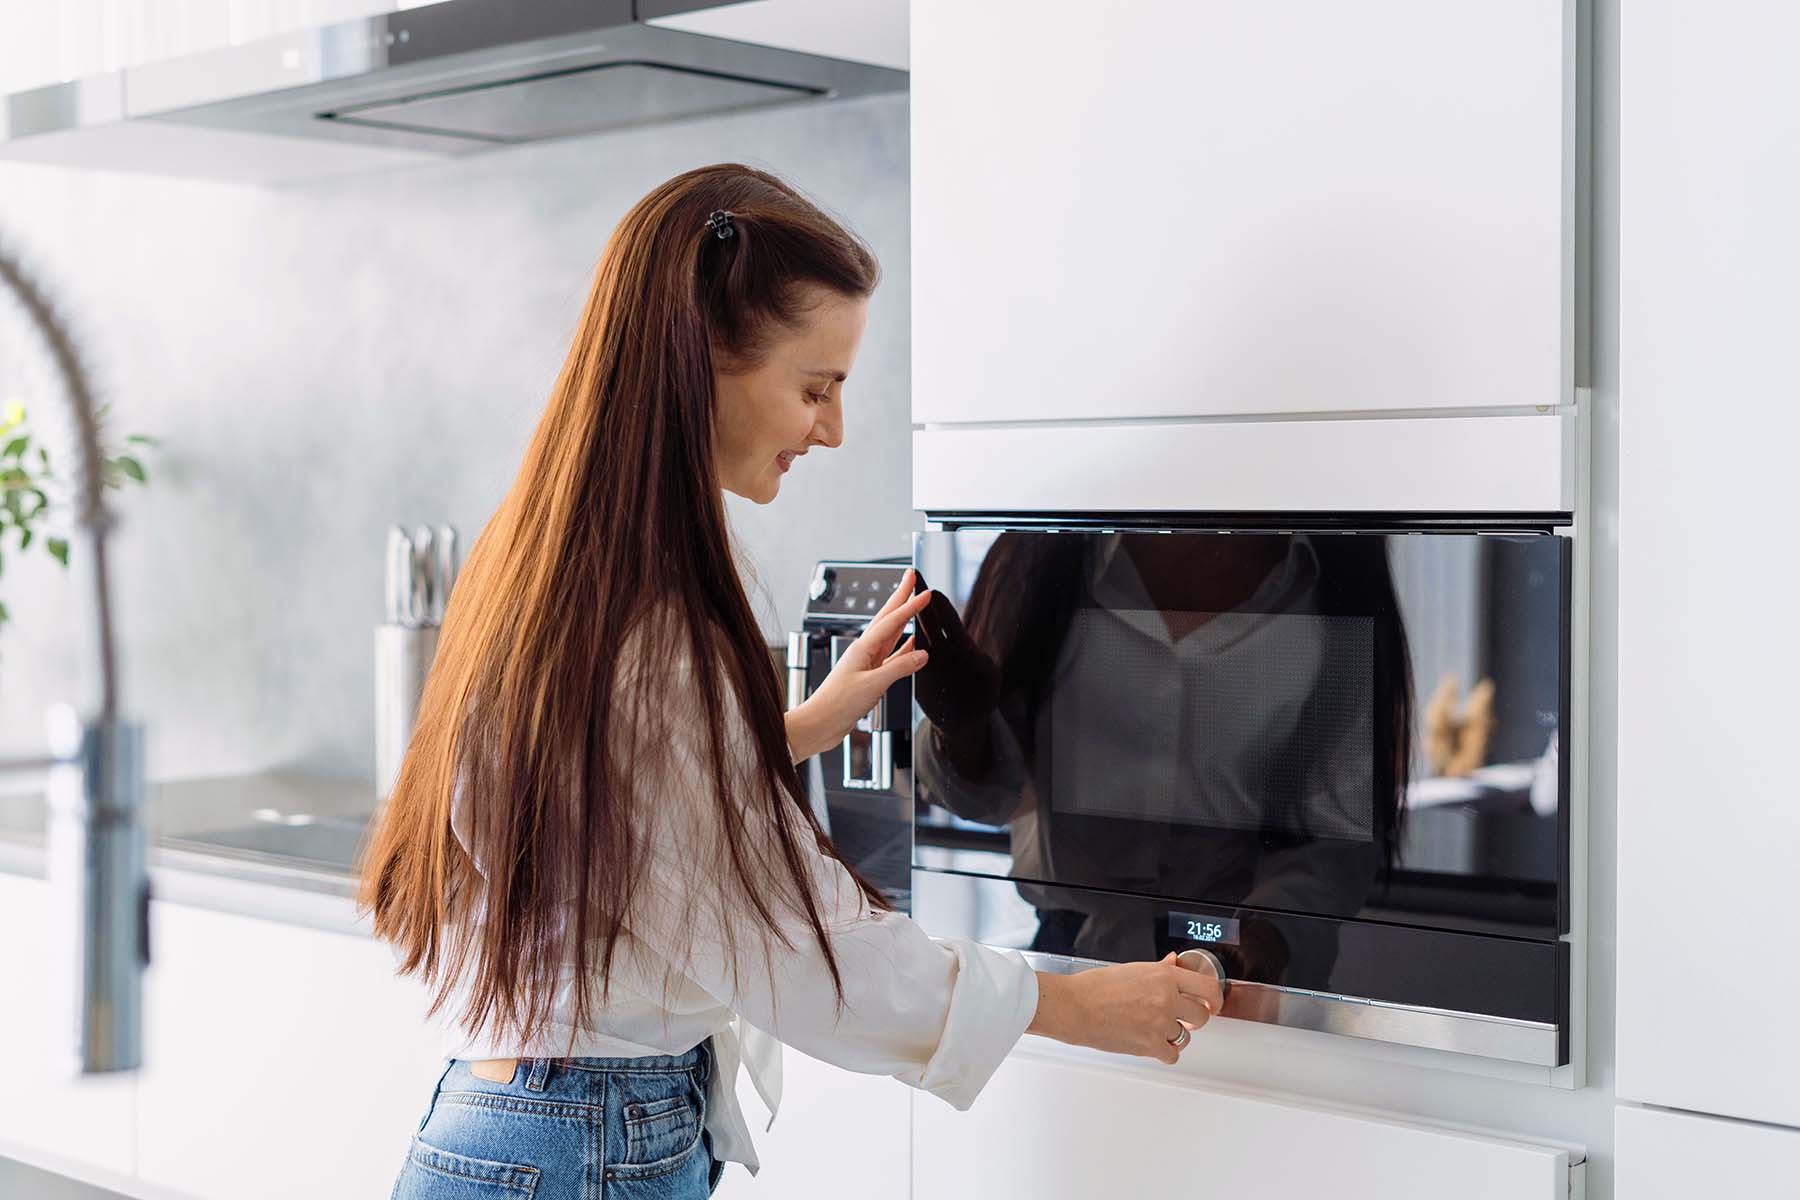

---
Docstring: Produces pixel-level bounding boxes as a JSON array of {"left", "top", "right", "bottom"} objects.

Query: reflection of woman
[{"left": 915, "top": 531, "right": 1413, "bottom": 986}]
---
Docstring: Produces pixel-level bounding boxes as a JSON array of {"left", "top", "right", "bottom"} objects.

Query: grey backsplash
[{"left": 0, "top": 93, "right": 913, "bottom": 784}]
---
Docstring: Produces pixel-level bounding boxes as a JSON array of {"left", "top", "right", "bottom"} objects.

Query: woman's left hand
[{"left": 786, "top": 569, "right": 932, "bottom": 762}]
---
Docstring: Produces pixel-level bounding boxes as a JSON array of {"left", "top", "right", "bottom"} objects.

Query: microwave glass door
[{"left": 910, "top": 529, "right": 1570, "bottom": 970}]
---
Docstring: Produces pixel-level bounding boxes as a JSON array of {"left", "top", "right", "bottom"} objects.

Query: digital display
[{"left": 1167, "top": 911, "right": 1241, "bottom": 946}]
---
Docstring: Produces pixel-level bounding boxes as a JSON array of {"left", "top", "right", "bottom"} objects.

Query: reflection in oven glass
[{"left": 911, "top": 530, "right": 1565, "bottom": 986}]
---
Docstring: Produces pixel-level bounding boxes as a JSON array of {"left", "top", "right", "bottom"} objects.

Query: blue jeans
[{"left": 391, "top": 1041, "right": 724, "bottom": 1199}]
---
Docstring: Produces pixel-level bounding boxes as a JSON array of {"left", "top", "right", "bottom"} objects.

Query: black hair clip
[{"left": 707, "top": 209, "right": 737, "bottom": 241}]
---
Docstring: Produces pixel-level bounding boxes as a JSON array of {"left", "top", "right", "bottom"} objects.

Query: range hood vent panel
[
  {"left": 321, "top": 60, "right": 823, "bottom": 146},
  {"left": 0, "top": 2, "right": 906, "bottom": 181}
]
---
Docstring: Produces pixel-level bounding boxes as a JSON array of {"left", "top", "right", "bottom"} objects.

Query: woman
[{"left": 360, "top": 163, "right": 1221, "bottom": 1199}]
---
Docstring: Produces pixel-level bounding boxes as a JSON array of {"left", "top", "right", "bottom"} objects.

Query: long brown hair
[{"left": 358, "top": 163, "right": 885, "bottom": 1047}]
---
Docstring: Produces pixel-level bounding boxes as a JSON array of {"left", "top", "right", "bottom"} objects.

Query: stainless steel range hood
[{"left": 0, "top": 0, "right": 907, "bottom": 185}]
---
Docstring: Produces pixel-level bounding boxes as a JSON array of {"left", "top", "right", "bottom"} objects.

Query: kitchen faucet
[{"left": 0, "top": 234, "right": 147, "bottom": 1074}]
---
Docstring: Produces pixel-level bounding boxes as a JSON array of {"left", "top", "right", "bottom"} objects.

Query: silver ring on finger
[{"left": 1166, "top": 1024, "right": 1192, "bottom": 1050}]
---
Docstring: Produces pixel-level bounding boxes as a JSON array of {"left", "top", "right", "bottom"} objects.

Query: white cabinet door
[
  {"left": 712, "top": 1046, "right": 909, "bottom": 1200},
  {"left": 1616, "top": 1106, "right": 1800, "bottom": 1199},
  {"left": 648, "top": 0, "right": 908, "bottom": 72},
  {"left": 1616, "top": 0, "right": 1800, "bottom": 1131},
  {"left": 0, "top": 4, "right": 109, "bottom": 95},
  {"left": 118, "top": 0, "right": 231, "bottom": 67},
  {"left": 912, "top": 1054, "right": 1575, "bottom": 1200},
  {"left": 134, "top": 899, "right": 447, "bottom": 1200},
  {"left": 0, "top": 874, "right": 135, "bottom": 1177},
  {"left": 912, "top": 0, "right": 1574, "bottom": 426},
  {"left": 226, "top": 2, "right": 400, "bottom": 45}
]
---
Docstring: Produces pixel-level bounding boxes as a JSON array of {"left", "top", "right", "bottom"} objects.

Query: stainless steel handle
[{"left": 830, "top": 634, "right": 892, "bottom": 791}]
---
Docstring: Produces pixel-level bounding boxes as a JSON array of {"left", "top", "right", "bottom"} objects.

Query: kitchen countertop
[{"left": 0, "top": 768, "right": 375, "bottom": 901}]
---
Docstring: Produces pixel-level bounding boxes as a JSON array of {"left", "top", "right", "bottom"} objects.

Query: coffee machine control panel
[{"left": 802, "top": 561, "right": 913, "bottom": 621}]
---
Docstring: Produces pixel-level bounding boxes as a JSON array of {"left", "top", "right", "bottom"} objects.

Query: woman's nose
[{"left": 812, "top": 405, "right": 844, "bottom": 449}]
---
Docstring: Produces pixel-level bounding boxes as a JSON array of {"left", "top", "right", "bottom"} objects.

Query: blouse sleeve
[{"left": 619, "top": 638, "right": 1039, "bottom": 1111}]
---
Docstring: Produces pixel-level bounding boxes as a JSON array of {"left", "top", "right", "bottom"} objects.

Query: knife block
[{"left": 374, "top": 622, "right": 439, "bottom": 802}]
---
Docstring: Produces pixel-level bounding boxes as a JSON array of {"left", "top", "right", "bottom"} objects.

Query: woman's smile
[{"left": 777, "top": 449, "right": 807, "bottom": 473}]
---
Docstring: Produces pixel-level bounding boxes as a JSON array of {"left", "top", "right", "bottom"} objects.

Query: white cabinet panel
[
  {"left": 1616, "top": 0, "right": 1800, "bottom": 1130},
  {"left": 227, "top": 2, "right": 399, "bottom": 45},
  {"left": 913, "top": 1054, "right": 1576, "bottom": 1200},
  {"left": 649, "top": 0, "right": 907, "bottom": 72},
  {"left": 0, "top": 875, "right": 135, "bottom": 1176},
  {"left": 915, "top": 413, "right": 1572, "bottom": 513},
  {"left": 135, "top": 900, "right": 447, "bottom": 1200},
  {"left": 912, "top": 0, "right": 1574, "bottom": 425},
  {"left": 119, "top": 0, "right": 231, "bottom": 67},
  {"left": 0, "top": 4, "right": 109, "bottom": 95},
  {"left": 1616, "top": 1106, "right": 1800, "bottom": 1199},
  {"left": 712, "top": 1047, "right": 909, "bottom": 1200}
]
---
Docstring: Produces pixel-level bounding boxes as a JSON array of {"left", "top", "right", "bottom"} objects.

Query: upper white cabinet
[
  {"left": 1616, "top": 0, "right": 1800, "bottom": 1131},
  {"left": 0, "top": 2, "right": 403, "bottom": 96},
  {"left": 0, "top": 4, "right": 109, "bottom": 95},
  {"left": 911, "top": 0, "right": 1578, "bottom": 426},
  {"left": 647, "top": 0, "right": 908, "bottom": 72}
]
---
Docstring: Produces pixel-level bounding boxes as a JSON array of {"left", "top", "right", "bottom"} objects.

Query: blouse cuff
[{"left": 913, "top": 938, "right": 1039, "bottom": 1110}]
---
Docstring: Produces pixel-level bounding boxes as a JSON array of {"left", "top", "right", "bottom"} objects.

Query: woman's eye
[{"left": 807, "top": 391, "right": 831, "bottom": 405}]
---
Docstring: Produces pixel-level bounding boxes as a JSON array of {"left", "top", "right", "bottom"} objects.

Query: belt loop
[{"left": 525, "top": 1057, "right": 551, "bottom": 1092}]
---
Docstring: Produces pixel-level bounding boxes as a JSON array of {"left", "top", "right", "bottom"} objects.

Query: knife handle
[
  {"left": 434, "top": 525, "right": 458, "bottom": 623},
  {"left": 385, "top": 526, "right": 412, "bottom": 626}
]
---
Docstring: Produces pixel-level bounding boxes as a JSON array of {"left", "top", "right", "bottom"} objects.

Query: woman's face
[{"left": 713, "top": 286, "right": 868, "bottom": 504}]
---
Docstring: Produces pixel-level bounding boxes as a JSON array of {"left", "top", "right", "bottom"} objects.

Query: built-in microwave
[{"left": 902, "top": 515, "right": 1572, "bottom": 1068}]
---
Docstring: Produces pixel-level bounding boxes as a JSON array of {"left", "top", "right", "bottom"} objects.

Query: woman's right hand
[
  {"left": 1027, "top": 954, "right": 1223, "bottom": 1065},
  {"left": 786, "top": 570, "right": 932, "bottom": 763}
]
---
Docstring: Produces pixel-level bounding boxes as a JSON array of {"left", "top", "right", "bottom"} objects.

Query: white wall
[{"left": 0, "top": 93, "right": 913, "bottom": 782}]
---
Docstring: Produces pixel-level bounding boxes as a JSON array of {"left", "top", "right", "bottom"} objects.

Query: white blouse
[{"left": 433, "top": 622, "right": 1040, "bottom": 1175}]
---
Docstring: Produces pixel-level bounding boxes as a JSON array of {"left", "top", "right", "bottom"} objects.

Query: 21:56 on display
[{"left": 1168, "top": 912, "right": 1241, "bottom": 946}]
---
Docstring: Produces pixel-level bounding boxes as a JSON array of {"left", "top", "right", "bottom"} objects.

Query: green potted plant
[{"left": 0, "top": 398, "right": 157, "bottom": 634}]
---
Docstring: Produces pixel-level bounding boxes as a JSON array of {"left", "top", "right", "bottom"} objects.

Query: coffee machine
[{"left": 785, "top": 557, "right": 916, "bottom": 907}]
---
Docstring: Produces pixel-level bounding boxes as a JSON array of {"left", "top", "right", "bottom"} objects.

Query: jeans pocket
[
  {"left": 392, "top": 1136, "right": 541, "bottom": 1199},
  {"left": 624, "top": 1094, "right": 699, "bottom": 1164},
  {"left": 611, "top": 1070, "right": 706, "bottom": 1180}
]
